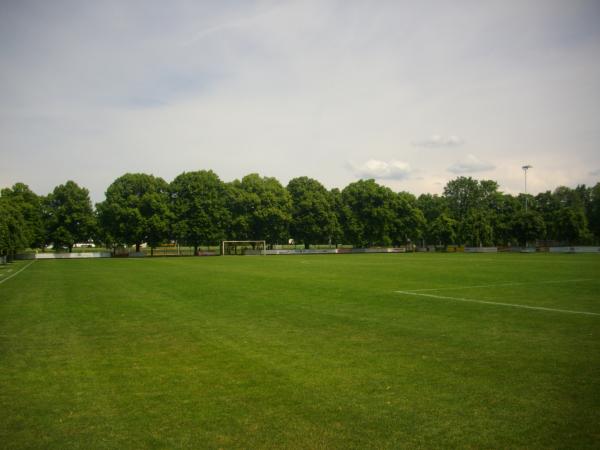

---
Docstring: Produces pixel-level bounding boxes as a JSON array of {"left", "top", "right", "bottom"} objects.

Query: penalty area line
[
  {"left": 394, "top": 290, "right": 600, "bottom": 317},
  {"left": 0, "top": 261, "right": 35, "bottom": 286}
]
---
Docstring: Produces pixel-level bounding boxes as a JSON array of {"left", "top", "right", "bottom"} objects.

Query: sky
[{"left": 1, "top": 0, "right": 600, "bottom": 203}]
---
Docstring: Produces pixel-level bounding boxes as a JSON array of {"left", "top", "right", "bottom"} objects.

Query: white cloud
[
  {"left": 589, "top": 169, "right": 600, "bottom": 177},
  {"left": 350, "top": 160, "right": 412, "bottom": 180},
  {"left": 413, "top": 135, "right": 464, "bottom": 148},
  {"left": 448, "top": 154, "right": 495, "bottom": 174},
  {"left": 1, "top": 1, "right": 599, "bottom": 200}
]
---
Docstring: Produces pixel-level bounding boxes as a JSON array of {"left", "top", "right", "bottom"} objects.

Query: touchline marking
[
  {"left": 394, "top": 290, "right": 600, "bottom": 316},
  {"left": 407, "top": 278, "right": 595, "bottom": 292},
  {"left": 0, "top": 261, "right": 34, "bottom": 285}
]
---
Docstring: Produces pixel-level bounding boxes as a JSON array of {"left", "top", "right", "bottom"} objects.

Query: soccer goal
[{"left": 221, "top": 240, "right": 266, "bottom": 256}]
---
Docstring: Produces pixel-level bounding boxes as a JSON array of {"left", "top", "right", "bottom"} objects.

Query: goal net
[{"left": 221, "top": 240, "right": 266, "bottom": 256}]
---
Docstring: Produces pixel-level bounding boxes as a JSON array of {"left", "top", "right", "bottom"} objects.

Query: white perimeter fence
[
  {"left": 549, "top": 246, "right": 600, "bottom": 253},
  {"left": 16, "top": 252, "right": 111, "bottom": 260},
  {"left": 464, "top": 247, "right": 498, "bottom": 253},
  {"left": 11, "top": 246, "right": 600, "bottom": 259},
  {"left": 244, "top": 247, "right": 408, "bottom": 255}
]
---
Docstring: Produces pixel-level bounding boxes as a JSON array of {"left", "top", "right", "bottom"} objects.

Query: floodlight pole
[{"left": 522, "top": 165, "right": 532, "bottom": 212}]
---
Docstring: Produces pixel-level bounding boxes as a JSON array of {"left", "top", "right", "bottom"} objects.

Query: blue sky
[{"left": 1, "top": 0, "right": 600, "bottom": 202}]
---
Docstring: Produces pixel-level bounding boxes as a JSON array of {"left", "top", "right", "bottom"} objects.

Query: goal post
[{"left": 221, "top": 240, "right": 266, "bottom": 256}]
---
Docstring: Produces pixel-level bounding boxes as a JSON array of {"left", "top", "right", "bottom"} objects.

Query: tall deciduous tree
[
  {"left": 287, "top": 177, "right": 337, "bottom": 248},
  {"left": 44, "top": 181, "right": 96, "bottom": 252},
  {"left": 535, "top": 190, "right": 561, "bottom": 240},
  {"left": 328, "top": 188, "right": 346, "bottom": 247},
  {"left": 588, "top": 182, "right": 600, "bottom": 243},
  {"left": 511, "top": 210, "right": 546, "bottom": 247},
  {"left": 0, "top": 183, "right": 45, "bottom": 249},
  {"left": 493, "top": 194, "right": 523, "bottom": 246},
  {"left": 417, "top": 194, "right": 448, "bottom": 245},
  {"left": 555, "top": 206, "right": 589, "bottom": 244},
  {"left": 427, "top": 213, "right": 457, "bottom": 246},
  {"left": 170, "top": 170, "right": 230, "bottom": 252},
  {"left": 535, "top": 187, "right": 592, "bottom": 243},
  {"left": 443, "top": 177, "right": 501, "bottom": 246},
  {"left": 227, "top": 174, "right": 292, "bottom": 244},
  {"left": 417, "top": 193, "right": 448, "bottom": 223},
  {"left": 443, "top": 176, "right": 482, "bottom": 219},
  {"left": 0, "top": 196, "right": 29, "bottom": 260},
  {"left": 444, "top": 177, "right": 500, "bottom": 218},
  {"left": 97, "top": 173, "right": 171, "bottom": 253},
  {"left": 342, "top": 179, "right": 397, "bottom": 247},
  {"left": 459, "top": 209, "right": 493, "bottom": 247},
  {"left": 392, "top": 192, "right": 426, "bottom": 246}
]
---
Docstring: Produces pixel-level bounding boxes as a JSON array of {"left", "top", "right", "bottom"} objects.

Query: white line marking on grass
[
  {"left": 394, "top": 290, "right": 600, "bottom": 316},
  {"left": 0, "top": 261, "right": 34, "bottom": 285},
  {"left": 408, "top": 278, "right": 595, "bottom": 292}
]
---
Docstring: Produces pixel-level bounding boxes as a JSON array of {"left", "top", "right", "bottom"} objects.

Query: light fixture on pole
[{"left": 522, "top": 165, "right": 532, "bottom": 212}]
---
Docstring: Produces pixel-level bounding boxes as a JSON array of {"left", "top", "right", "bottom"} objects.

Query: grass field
[{"left": 1, "top": 253, "right": 599, "bottom": 449}]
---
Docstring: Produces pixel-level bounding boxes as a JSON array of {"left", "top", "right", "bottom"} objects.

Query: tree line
[{"left": 2, "top": 171, "right": 600, "bottom": 258}]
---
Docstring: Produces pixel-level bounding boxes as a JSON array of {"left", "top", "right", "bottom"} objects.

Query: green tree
[
  {"left": 417, "top": 194, "right": 448, "bottom": 245},
  {"left": 570, "top": 183, "right": 599, "bottom": 244},
  {"left": 44, "top": 181, "right": 96, "bottom": 252},
  {"left": 444, "top": 177, "right": 502, "bottom": 246},
  {"left": 170, "top": 170, "right": 230, "bottom": 253},
  {"left": 227, "top": 174, "right": 292, "bottom": 245},
  {"left": 287, "top": 177, "right": 337, "bottom": 248},
  {"left": 459, "top": 209, "right": 493, "bottom": 247},
  {"left": 535, "top": 190, "right": 561, "bottom": 240},
  {"left": 328, "top": 188, "right": 345, "bottom": 247},
  {"left": 417, "top": 193, "right": 448, "bottom": 223},
  {"left": 443, "top": 177, "right": 482, "bottom": 219},
  {"left": 341, "top": 179, "right": 397, "bottom": 247},
  {"left": 555, "top": 206, "right": 590, "bottom": 244},
  {"left": 427, "top": 213, "right": 458, "bottom": 246},
  {"left": 553, "top": 185, "right": 584, "bottom": 208},
  {"left": 97, "top": 173, "right": 171, "bottom": 253},
  {"left": 0, "top": 183, "right": 45, "bottom": 249},
  {"left": 478, "top": 180, "right": 502, "bottom": 209},
  {"left": 392, "top": 193, "right": 426, "bottom": 246},
  {"left": 0, "top": 196, "right": 29, "bottom": 260},
  {"left": 535, "top": 187, "right": 591, "bottom": 243},
  {"left": 588, "top": 182, "right": 600, "bottom": 243},
  {"left": 493, "top": 194, "right": 523, "bottom": 246},
  {"left": 511, "top": 210, "right": 546, "bottom": 247}
]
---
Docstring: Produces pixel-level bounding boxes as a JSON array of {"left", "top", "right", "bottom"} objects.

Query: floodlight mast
[{"left": 522, "top": 165, "right": 532, "bottom": 212}]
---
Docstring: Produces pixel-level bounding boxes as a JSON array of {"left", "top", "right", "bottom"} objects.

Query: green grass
[{"left": 1, "top": 253, "right": 599, "bottom": 449}]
